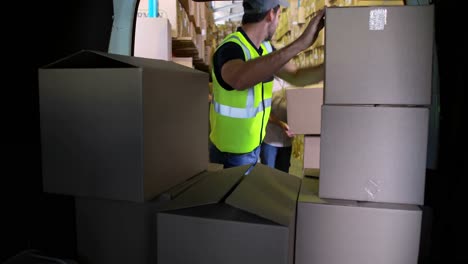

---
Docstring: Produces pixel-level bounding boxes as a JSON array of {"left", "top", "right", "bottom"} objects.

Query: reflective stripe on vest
[
  {"left": 211, "top": 35, "right": 272, "bottom": 118},
  {"left": 262, "top": 41, "right": 273, "bottom": 53},
  {"left": 213, "top": 97, "right": 272, "bottom": 119}
]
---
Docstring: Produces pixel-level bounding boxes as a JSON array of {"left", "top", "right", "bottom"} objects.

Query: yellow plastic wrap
[{"left": 292, "top": 134, "right": 305, "bottom": 160}]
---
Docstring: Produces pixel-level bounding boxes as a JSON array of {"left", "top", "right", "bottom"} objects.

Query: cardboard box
[
  {"left": 139, "top": 0, "right": 188, "bottom": 37},
  {"left": 134, "top": 17, "right": 172, "bottom": 61},
  {"left": 303, "top": 136, "right": 320, "bottom": 170},
  {"left": 319, "top": 105, "right": 429, "bottom": 204},
  {"left": 157, "top": 164, "right": 300, "bottom": 264},
  {"left": 324, "top": 5, "right": 434, "bottom": 105},
  {"left": 75, "top": 171, "right": 206, "bottom": 264},
  {"left": 38, "top": 50, "right": 209, "bottom": 202},
  {"left": 286, "top": 87, "right": 323, "bottom": 135},
  {"left": 296, "top": 178, "right": 422, "bottom": 264}
]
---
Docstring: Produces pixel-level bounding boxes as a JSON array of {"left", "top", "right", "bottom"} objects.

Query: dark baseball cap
[{"left": 243, "top": 0, "right": 290, "bottom": 14}]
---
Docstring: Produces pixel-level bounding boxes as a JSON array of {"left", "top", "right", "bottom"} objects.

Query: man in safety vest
[{"left": 209, "top": 0, "right": 325, "bottom": 169}]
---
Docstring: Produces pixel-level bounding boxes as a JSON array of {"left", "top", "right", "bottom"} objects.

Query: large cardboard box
[
  {"left": 157, "top": 164, "right": 301, "bottom": 264},
  {"left": 324, "top": 5, "right": 434, "bottom": 105},
  {"left": 38, "top": 50, "right": 209, "bottom": 202},
  {"left": 286, "top": 87, "right": 323, "bottom": 135},
  {"left": 303, "top": 136, "right": 320, "bottom": 170},
  {"left": 75, "top": 171, "right": 205, "bottom": 264},
  {"left": 319, "top": 105, "right": 429, "bottom": 204},
  {"left": 296, "top": 178, "right": 422, "bottom": 264},
  {"left": 134, "top": 17, "right": 172, "bottom": 60}
]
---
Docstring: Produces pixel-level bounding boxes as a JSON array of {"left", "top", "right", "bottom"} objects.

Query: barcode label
[{"left": 369, "top": 8, "right": 387, "bottom": 31}]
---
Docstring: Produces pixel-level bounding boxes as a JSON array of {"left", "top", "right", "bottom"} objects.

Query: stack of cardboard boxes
[
  {"left": 38, "top": 50, "right": 209, "bottom": 264},
  {"left": 38, "top": 3, "right": 435, "bottom": 264},
  {"left": 156, "top": 164, "right": 301, "bottom": 264},
  {"left": 286, "top": 84, "right": 324, "bottom": 176},
  {"left": 38, "top": 50, "right": 304, "bottom": 264},
  {"left": 295, "top": 5, "right": 434, "bottom": 264}
]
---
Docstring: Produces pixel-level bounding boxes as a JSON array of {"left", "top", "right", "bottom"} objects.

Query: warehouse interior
[{"left": 2, "top": 0, "right": 466, "bottom": 263}]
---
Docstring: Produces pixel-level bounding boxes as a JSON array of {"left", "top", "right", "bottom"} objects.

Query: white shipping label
[{"left": 369, "top": 8, "right": 387, "bottom": 31}]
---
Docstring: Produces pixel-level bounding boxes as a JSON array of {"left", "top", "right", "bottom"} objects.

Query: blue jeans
[
  {"left": 260, "top": 142, "right": 292, "bottom": 173},
  {"left": 209, "top": 141, "right": 260, "bottom": 171}
]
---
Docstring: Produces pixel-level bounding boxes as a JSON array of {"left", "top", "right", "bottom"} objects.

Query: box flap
[
  {"left": 226, "top": 164, "right": 301, "bottom": 226},
  {"left": 41, "top": 50, "right": 137, "bottom": 69},
  {"left": 156, "top": 170, "right": 209, "bottom": 201},
  {"left": 98, "top": 51, "right": 206, "bottom": 75},
  {"left": 162, "top": 203, "right": 279, "bottom": 225},
  {"left": 41, "top": 50, "right": 207, "bottom": 76},
  {"left": 159, "top": 165, "right": 250, "bottom": 212}
]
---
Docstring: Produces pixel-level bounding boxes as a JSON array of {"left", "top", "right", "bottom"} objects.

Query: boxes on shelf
[
  {"left": 354, "top": 0, "right": 405, "bottom": 6},
  {"left": 134, "top": 17, "right": 172, "bottom": 61},
  {"left": 138, "top": 0, "right": 192, "bottom": 38}
]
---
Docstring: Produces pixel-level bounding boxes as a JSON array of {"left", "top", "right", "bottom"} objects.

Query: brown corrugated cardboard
[
  {"left": 38, "top": 50, "right": 209, "bottom": 202},
  {"left": 324, "top": 5, "right": 434, "bottom": 105},
  {"left": 76, "top": 197, "right": 163, "bottom": 264},
  {"left": 286, "top": 87, "right": 323, "bottom": 135},
  {"left": 319, "top": 105, "right": 429, "bottom": 204},
  {"left": 75, "top": 170, "right": 207, "bottom": 264},
  {"left": 134, "top": 17, "right": 172, "bottom": 61},
  {"left": 296, "top": 178, "right": 422, "bottom": 264},
  {"left": 303, "top": 136, "right": 320, "bottom": 169},
  {"left": 157, "top": 164, "right": 300, "bottom": 264}
]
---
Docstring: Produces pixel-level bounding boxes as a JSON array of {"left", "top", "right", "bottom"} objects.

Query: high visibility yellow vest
[{"left": 209, "top": 31, "right": 274, "bottom": 153}]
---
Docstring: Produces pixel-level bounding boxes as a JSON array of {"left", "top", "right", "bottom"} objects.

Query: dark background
[{"left": 2, "top": 0, "right": 466, "bottom": 263}]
